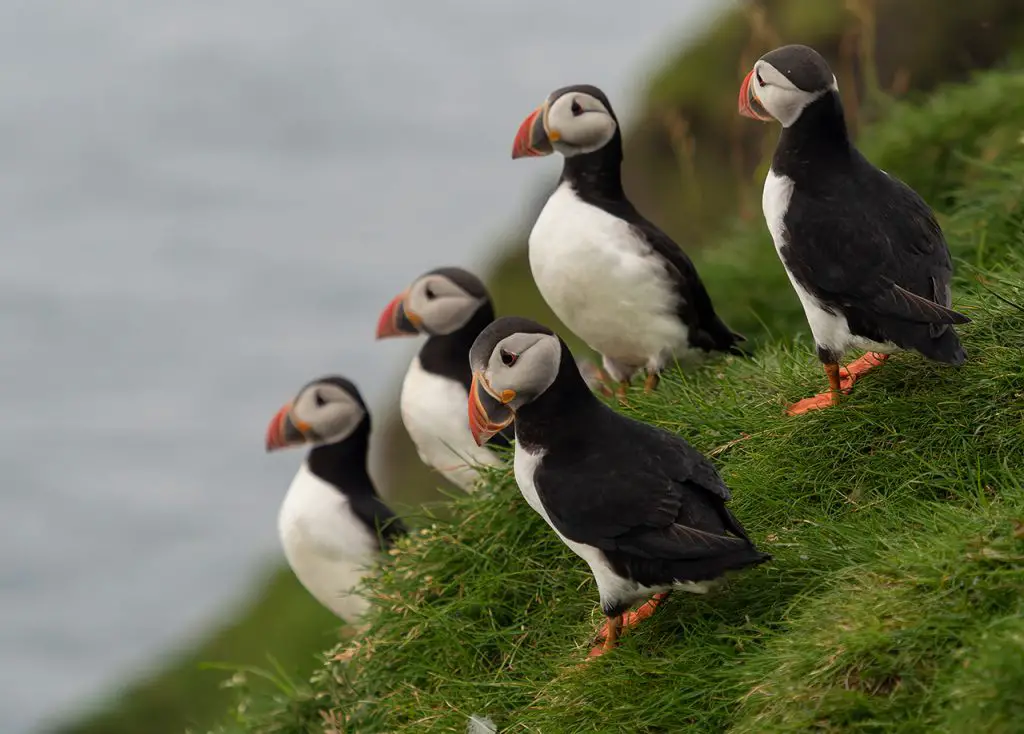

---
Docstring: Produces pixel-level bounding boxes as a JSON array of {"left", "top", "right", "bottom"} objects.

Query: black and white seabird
[
  {"left": 266, "top": 375, "right": 406, "bottom": 623},
  {"left": 466, "top": 316, "right": 770, "bottom": 657},
  {"left": 511, "top": 85, "right": 744, "bottom": 397},
  {"left": 376, "top": 267, "right": 512, "bottom": 491},
  {"left": 738, "top": 44, "right": 969, "bottom": 415}
]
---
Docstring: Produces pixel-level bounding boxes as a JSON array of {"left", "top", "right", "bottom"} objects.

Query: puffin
[
  {"left": 511, "top": 84, "right": 744, "bottom": 397},
  {"left": 265, "top": 375, "right": 406, "bottom": 623},
  {"left": 738, "top": 44, "right": 969, "bottom": 415},
  {"left": 467, "top": 316, "right": 770, "bottom": 657},
  {"left": 376, "top": 267, "right": 512, "bottom": 492}
]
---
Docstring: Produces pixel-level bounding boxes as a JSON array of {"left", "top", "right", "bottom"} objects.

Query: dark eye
[
  {"left": 314, "top": 392, "right": 326, "bottom": 407},
  {"left": 499, "top": 349, "right": 518, "bottom": 367},
  {"left": 755, "top": 69, "right": 765, "bottom": 86},
  {"left": 425, "top": 286, "right": 436, "bottom": 300},
  {"left": 570, "top": 99, "right": 583, "bottom": 116}
]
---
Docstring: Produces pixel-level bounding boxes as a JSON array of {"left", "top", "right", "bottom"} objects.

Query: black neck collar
[
  {"left": 772, "top": 91, "right": 851, "bottom": 181},
  {"left": 559, "top": 130, "right": 626, "bottom": 203},
  {"left": 513, "top": 342, "right": 603, "bottom": 452},
  {"left": 304, "top": 416, "right": 377, "bottom": 497},
  {"left": 418, "top": 301, "right": 495, "bottom": 391}
]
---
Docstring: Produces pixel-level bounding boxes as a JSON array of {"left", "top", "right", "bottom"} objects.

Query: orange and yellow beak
[
  {"left": 512, "top": 103, "right": 556, "bottom": 159},
  {"left": 738, "top": 69, "right": 773, "bottom": 122},
  {"left": 468, "top": 372, "right": 516, "bottom": 446},
  {"left": 265, "top": 403, "right": 312, "bottom": 452},
  {"left": 375, "top": 292, "right": 422, "bottom": 339}
]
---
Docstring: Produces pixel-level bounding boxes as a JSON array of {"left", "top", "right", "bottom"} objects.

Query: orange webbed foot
[
  {"left": 785, "top": 391, "right": 839, "bottom": 416},
  {"left": 840, "top": 351, "right": 889, "bottom": 389}
]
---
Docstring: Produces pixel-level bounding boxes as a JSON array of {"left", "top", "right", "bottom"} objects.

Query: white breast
[
  {"left": 513, "top": 445, "right": 643, "bottom": 611},
  {"left": 277, "top": 463, "right": 380, "bottom": 623},
  {"left": 528, "top": 183, "right": 689, "bottom": 372},
  {"left": 763, "top": 170, "right": 892, "bottom": 357},
  {"left": 400, "top": 356, "right": 503, "bottom": 492}
]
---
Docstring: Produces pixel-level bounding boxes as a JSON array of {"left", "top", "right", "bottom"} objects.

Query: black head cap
[
  {"left": 297, "top": 375, "right": 368, "bottom": 412},
  {"left": 424, "top": 266, "right": 491, "bottom": 301},
  {"left": 761, "top": 44, "right": 835, "bottom": 93},
  {"left": 469, "top": 316, "right": 556, "bottom": 371},
  {"left": 548, "top": 84, "right": 619, "bottom": 122}
]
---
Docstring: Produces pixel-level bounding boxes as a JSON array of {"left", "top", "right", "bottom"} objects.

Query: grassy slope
[
  {"left": 58, "top": 3, "right": 1024, "bottom": 731},
  {"left": 211, "top": 70, "right": 1024, "bottom": 733}
]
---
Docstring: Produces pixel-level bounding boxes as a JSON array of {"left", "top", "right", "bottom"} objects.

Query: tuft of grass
[{"left": 208, "top": 101, "right": 1024, "bottom": 730}]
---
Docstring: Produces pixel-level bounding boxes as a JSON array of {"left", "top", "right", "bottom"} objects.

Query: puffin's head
[
  {"left": 511, "top": 84, "right": 619, "bottom": 160},
  {"left": 467, "top": 317, "right": 563, "bottom": 445},
  {"left": 265, "top": 376, "right": 368, "bottom": 452},
  {"left": 738, "top": 44, "right": 837, "bottom": 128},
  {"left": 376, "top": 267, "right": 491, "bottom": 339}
]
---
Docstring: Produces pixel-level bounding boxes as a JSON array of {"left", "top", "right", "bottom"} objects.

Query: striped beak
[
  {"left": 512, "top": 103, "right": 555, "bottom": 159},
  {"left": 738, "top": 69, "right": 772, "bottom": 121},
  {"left": 265, "top": 403, "right": 311, "bottom": 452},
  {"left": 376, "top": 292, "right": 421, "bottom": 339},
  {"left": 468, "top": 372, "right": 515, "bottom": 446}
]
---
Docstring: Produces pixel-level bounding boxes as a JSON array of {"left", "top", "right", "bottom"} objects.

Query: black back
[
  {"left": 516, "top": 342, "right": 768, "bottom": 615},
  {"left": 305, "top": 408, "right": 407, "bottom": 549},
  {"left": 554, "top": 86, "right": 744, "bottom": 354},
  {"left": 772, "top": 91, "right": 968, "bottom": 364}
]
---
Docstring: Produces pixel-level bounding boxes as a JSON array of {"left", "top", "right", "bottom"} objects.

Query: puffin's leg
[
  {"left": 588, "top": 614, "right": 622, "bottom": 658},
  {"left": 838, "top": 351, "right": 890, "bottom": 391},
  {"left": 643, "top": 370, "right": 660, "bottom": 394},
  {"left": 592, "top": 592, "right": 671, "bottom": 643},
  {"left": 621, "top": 591, "right": 670, "bottom": 627},
  {"left": 786, "top": 359, "right": 843, "bottom": 416},
  {"left": 575, "top": 357, "right": 618, "bottom": 397},
  {"left": 602, "top": 356, "right": 635, "bottom": 403}
]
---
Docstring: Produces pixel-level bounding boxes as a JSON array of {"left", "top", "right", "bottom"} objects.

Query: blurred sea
[{"left": 0, "top": 1, "right": 721, "bottom": 730}]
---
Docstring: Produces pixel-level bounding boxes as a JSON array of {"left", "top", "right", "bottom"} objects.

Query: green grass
[
  {"left": 206, "top": 71, "right": 1024, "bottom": 734},
  {"left": 61, "top": 9, "right": 1024, "bottom": 731}
]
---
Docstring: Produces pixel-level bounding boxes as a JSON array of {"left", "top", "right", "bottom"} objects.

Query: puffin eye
[
  {"left": 570, "top": 99, "right": 583, "bottom": 116},
  {"left": 499, "top": 349, "right": 518, "bottom": 367},
  {"left": 755, "top": 69, "right": 766, "bottom": 87},
  {"left": 314, "top": 392, "right": 326, "bottom": 407},
  {"left": 424, "top": 285, "right": 436, "bottom": 300}
]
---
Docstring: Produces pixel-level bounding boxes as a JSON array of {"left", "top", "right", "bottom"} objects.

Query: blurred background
[{"left": 4, "top": 0, "right": 1022, "bottom": 732}]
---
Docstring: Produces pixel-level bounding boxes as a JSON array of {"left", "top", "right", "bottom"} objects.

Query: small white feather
[{"left": 467, "top": 714, "right": 498, "bottom": 734}]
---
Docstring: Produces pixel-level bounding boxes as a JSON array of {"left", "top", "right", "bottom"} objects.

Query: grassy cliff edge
[{"left": 210, "top": 68, "right": 1024, "bottom": 733}]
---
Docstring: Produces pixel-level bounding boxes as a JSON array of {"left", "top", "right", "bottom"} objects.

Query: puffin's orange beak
[
  {"left": 512, "top": 103, "right": 555, "bottom": 159},
  {"left": 375, "top": 292, "right": 421, "bottom": 339},
  {"left": 265, "top": 403, "right": 311, "bottom": 452},
  {"left": 738, "top": 69, "right": 773, "bottom": 121},
  {"left": 468, "top": 372, "right": 515, "bottom": 446}
]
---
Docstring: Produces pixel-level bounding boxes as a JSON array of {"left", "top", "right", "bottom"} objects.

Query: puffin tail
[
  {"left": 921, "top": 324, "right": 967, "bottom": 366},
  {"left": 712, "top": 319, "right": 753, "bottom": 358}
]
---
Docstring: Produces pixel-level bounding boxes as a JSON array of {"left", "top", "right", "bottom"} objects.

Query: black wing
[
  {"left": 632, "top": 217, "right": 747, "bottom": 353},
  {"left": 349, "top": 493, "right": 408, "bottom": 551},
  {"left": 783, "top": 154, "right": 968, "bottom": 325},
  {"left": 532, "top": 409, "right": 750, "bottom": 559}
]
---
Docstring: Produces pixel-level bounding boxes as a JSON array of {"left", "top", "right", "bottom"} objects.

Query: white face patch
[
  {"left": 752, "top": 60, "right": 827, "bottom": 128},
  {"left": 483, "top": 332, "right": 562, "bottom": 410},
  {"left": 546, "top": 92, "right": 618, "bottom": 157},
  {"left": 291, "top": 382, "right": 366, "bottom": 446},
  {"left": 405, "top": 274, "right": 484, "bottom": 335}
]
